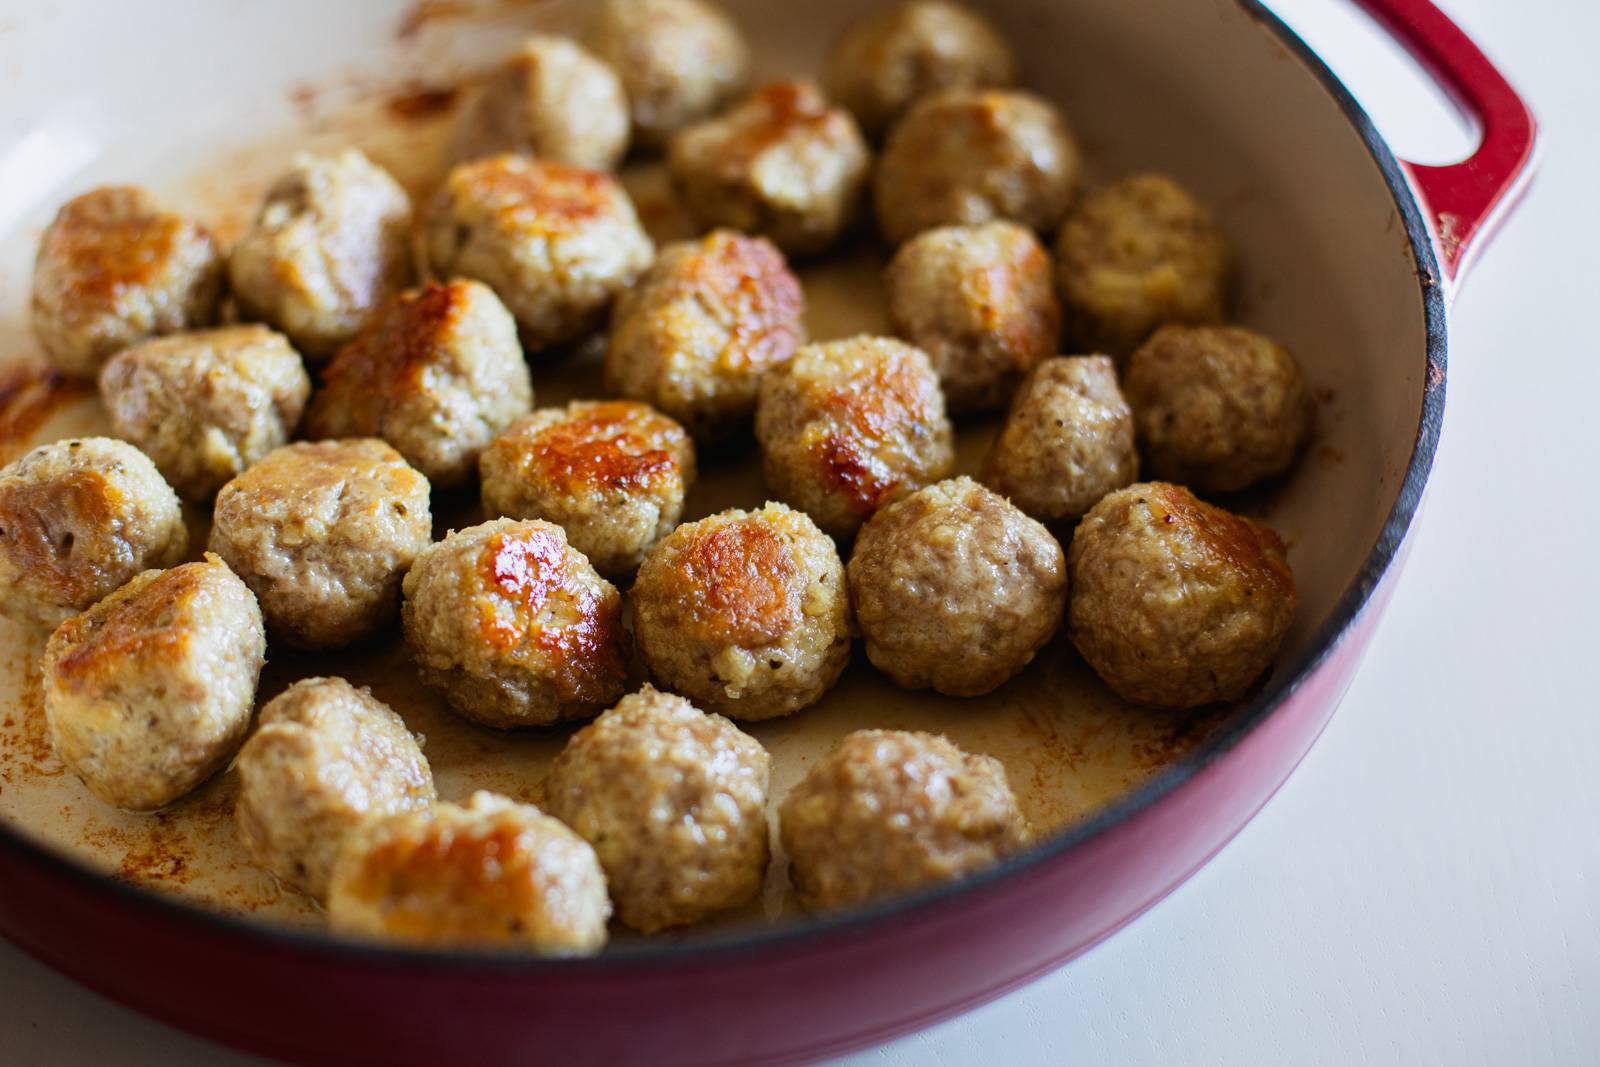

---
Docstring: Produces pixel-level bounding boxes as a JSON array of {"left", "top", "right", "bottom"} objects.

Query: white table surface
[{"left": 4, "top": 1, "right": 1597, "bottom": 1063}]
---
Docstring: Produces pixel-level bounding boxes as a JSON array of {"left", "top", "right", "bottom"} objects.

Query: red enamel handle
[{"left": 1349, "top": 0, "right": 1539, "bottom": 286}]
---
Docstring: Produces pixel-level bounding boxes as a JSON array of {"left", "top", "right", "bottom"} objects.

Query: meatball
[
  {"left": 401, "top": 518, "right": 628, "bottom": 728},
  {"left": 982, "top": 355, "right": 1138, "bottom": 523},
  {"left": 98, "top": 325, "right": 312, "bottom": 502},
  {"left": 631, "top": 503, "right": 852, "bottom": 720},
  {"left": 667, "top": 80, "right": 870, "bottom": 257},
  {"left": 209, "top": 440, "right": 432, "bottom": 650},
  {"left": 589, "top": 0, "right": 750, "bottom": 149},
  {"left": 31, "top": 186, "right": 223, "bottom": 377},
  {"left": 0, "top": 438, "right": 187, "bottom": 628},
  {"left": 755, "top": 336, "right": 955, "bottom": 538},
  {"left": 423, "top": 154, "right": 654, "bottom": 351},
  {"left": 228, "top": 148, "right": 414, "bottom": 360},
  {"left": 848, "top": 477, "right": 1065, "bottom": 696},
  {"left": 874, "top": 88, "right": 1079, "bottom": 246},
  {"left": 327, "top": 792, "right": 610, "bottom": 953},
  {"left": 825, "top": 1, "right": 1016, "bottom": 138},
  {"left": 605, "top": 230, "right": 805, "bottom": 441},
  {"left": 1123, "top": 324, "right": 1312, "bottom": 493},
  {"left": 41, "top": 554, "right": 266, "bottom": 812},
  {"left": 235, "top": 677, "right": 434, "bottom": 900},
  {"left": 479, "top": 400, "right": 695, "bottom": 577},
  {"left": 1068, "top": 482, "right": 1297, "bottom": 708},
  {"left": 544, "top": 685, "right": 770, "bottom": 932},
  {"left": 885, "top": 221, "right": 1060, "bottom": 413},
  {"left": 305, "top": 279, "right": 534, "bottom": 489},
  {"left": 780, "top": 729, "right": 1027, "bottom": 911},
  {"left": 1055, "top": 173, "right": 1231, "bottom": 358},
  {"left": 450, "top": 35, "right": 630, "bottom": 171}
]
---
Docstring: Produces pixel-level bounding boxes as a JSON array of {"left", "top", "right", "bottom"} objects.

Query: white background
[{"left": 3, "top": 0, "right": 1597, "bottom": 1063}]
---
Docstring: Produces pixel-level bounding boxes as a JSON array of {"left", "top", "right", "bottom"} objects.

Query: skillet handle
[{"left": 1349, "top": 0, "right": 1539, "bottom": 288}]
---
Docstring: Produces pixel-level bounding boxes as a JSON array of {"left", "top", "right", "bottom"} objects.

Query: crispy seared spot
[
  {"left": 1143, "top": 483, "right": 1294, "bottom": 598},
  {"left": 523, "top": 402, "right": 679, "bottom": 493},
  {"left": 44, "top": 188, "right": 194, "bottom": 303},
  {"left": 692, "top": 232, "right": 806, "bottom": 372},
  {"left": 345, "top": 817, "right": 540, "bottom": 935},
  {"left": 676, "top": 518, "right": 800, "bottom": 645},
  {"left": 0, "top": 470, "right": 124, "bottom": 606},
  {"left": 457, "top": 156, "right": 612, "bottom": 228},
  {"left": 976, "top": 240, "right": 1059, "bottom": 361},
  {"left": 720, "top": 81, "right": 840, "bottom": 164},
  {"left": 47, "top": 560, "right": 218, "bottom": 689},
  {"left": 808, "top": 351, "right": 934, "bottom": 514}
]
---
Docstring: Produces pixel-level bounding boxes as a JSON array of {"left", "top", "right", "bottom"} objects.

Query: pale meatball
[
  {"left": 98, "top": 325, "right": 312, "bottom": 502},
  {"left": 756, "top": 336, "right": 955, "bottom": 538},
  {"left": 848, "top": 477, "right": 1065, "bottom": 696},
  {"left": 32, "top": 186, "right": 223, "bottom": 377},
  {"left": 874, "top": 89, "right": 1079, "bottom": 246},
  {"left": 1055, "top": 173, "right": 1231, "bottom": 358},
  {"left": 327, "top": 792, "right": 610, "bottom": 953},
  {"left": 885, "top": 221, "right": 1060, "bottom": 413},
  {"left": 982, "top": 355, "right": 1138, "bottom": 523},
  {"left": 451, "top": 35, "right": 630, "bottom": 171},
  {"left": 305, "top": 279, "right": 534, "bottom": 489},
  {"left": 667, "top": 80, "right": 871, "bottom": 257},
  {"left": 229, "top": 149, "right": 413, "bottom": 360},
  {"left": 401, "top": 518, "right": 628, "bottom": 728},
  {"left": 631, "top": 503, "right": 852, "bottom": 720},
  {"left": 589, "top": 0, "right": 750, "bottom": 148},
  {"left": 826, "top": 1, "right": 1016, "bottom": 138},
  {"left": 423, "top": 154, "right": 654, "bottom": 350},
  {"left": 209, "top": 440, "right": 432, "bottom": 650},
  {"left": 780, "top": 729, "right": 1027, "bottom": 911},
  {"left": 479, "top": 401, "right": 695, "bottom": 577},
  {"left": 235, "top": 677, "right": 434, "bottom": 900},
  {"left": 1123, "top": 325, "right": 1312, "bottom": 493},
  {"left": 41, "top": 554, "right": 265, "bottom": 812},
  {"left": 606, "top": 230, "right": 805, "bottom": 441},
  {"left": 1069, "top": 482, "right": 1297, "bottom": 709},
  {"left": 0, "top": 438, "right": 187, "bottom": 628},
  {"left": 544, "top": 685, "right": 770, "bottom": 932}
]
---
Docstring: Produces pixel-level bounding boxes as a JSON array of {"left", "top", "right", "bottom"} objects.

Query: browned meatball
[
  {"left": 589, "top": 0, "right": 751, "bottom": 148},
  {"left": 631, "top": 503, "right": 852, "bottom": 720},
  {"left": 235, "top": 677, "right": 434, "bottom": 900},
  {"left": 401, "top": 518, "right": 628, "bottom": 728},
  {"left": 423, "top": 154, "right": 654, "bottom": 350},
  {"left": 0, "top": 437, "right": 187, "bottom": 628},
  {"left": 544, "top": 685, "right": 770, "bottom": 932},
  {"left": 209, "top": 440, "right": 432, "bottom": 650},
  {"left": 885, "top": 221, "right": 1060, "bottom": 413},
  {"left": 228, "top": 148, "right": 414, "bottom": 360},
  {"left": 780, "top": 729, "right": 1027, "bottom": 911},
  {"left": 327, "top": 792, "right": 611, "bottom": 953},
  {"left": 1123, "top": 325, "right": 1312, "bottom": 493},
  {"left": 668, "top": 80, "right": 871, "bottom": 257},
  {"left": 848, "top": 477, "right": 1065, "bottom": 696},
  {"left": 1055, "top": 173, "right": 1231, "bottom": 358},
  {"left": 98, "top": 325, "right": 312, "bottom": 502},
  {"left": 874, "top": 89, "right": 1079, "bottom": 246},
  {"left": 305, "top": 279, "right": 534, "bottom": 489},
  {"left": 450, "top": 35, "right": 630, "bottom": 171},
  {"left": 982, "top": 355, "right": 1138, "bottom": 523},
  {"left": 825, "top": 1, "right": 1016, "bottom": 138},
  {"left": 606, "top": 230, "right": 806, "bottom": 441},
  {"left": 755, "top": 336, "right": 955, "bottom": 538},
  {"left": 479, "top": 400, "right": 696, "bottom": 577},
  {"left": 31, "top": 186, "right": 223, "bottom": 377},
  {"left": 42, "top": 554, "right": 265, "bottom": 812},
  {"left": 1068, "top": 482, "right": 1297, "bottom": 708}
]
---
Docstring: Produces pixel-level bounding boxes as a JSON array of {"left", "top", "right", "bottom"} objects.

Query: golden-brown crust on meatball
[
  {"left": 305, "top": 279, "right": 533, "bottom": 488},
  {"left": 755, "top": 336, "right": 955, "bottom": 537},
  {"left": 1068, "top": 482, "right": 1296, "bottom": 708},
  {"left": 326, "top": 792, "right": 610, "bottom": 953},
  {"left": 544, "top": 685, "right": 770, "bottom": 932},
  {"left": 479, "top": 400, "right": 695, "bottom": 576},
  {"left": 1123, "top": 324, "right": 1312, "bottom": 493},
  {"left": 32, "top": 186, "right": 223, "bottom": 377},
  {"left": 0, "top": 437, "right": 188, "bottom": 628},
  {"left": 631, "top": 503, "right": 852, "bottom": 720},
  {"left": 780, "top": 729, "right": 1027, "bottom": 910},
  {"left": 1055, "top": 173, "right": 1231, "bottom": 358}
]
